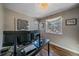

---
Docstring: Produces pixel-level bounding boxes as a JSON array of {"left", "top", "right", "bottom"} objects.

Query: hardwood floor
[
  {"left": 51, "top": 44, "right": 79, "bottom": 56},
  {"left": 37, "top": 44, "right": 58, "bottom": 56},
  {"left": 42, "top": 44, "right": 79, "bottom": 56}
]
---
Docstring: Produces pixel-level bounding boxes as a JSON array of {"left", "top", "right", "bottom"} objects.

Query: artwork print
[
  {"left": 46, "top": 16, "right": 62, "bottom": 34},
  {"left": 15, "top": 19, "right": 28, "bottom": 31}
]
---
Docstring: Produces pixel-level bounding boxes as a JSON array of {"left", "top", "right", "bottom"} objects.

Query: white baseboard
[{"left": 50, "top": 41, "right": 79, "bottom": 54}]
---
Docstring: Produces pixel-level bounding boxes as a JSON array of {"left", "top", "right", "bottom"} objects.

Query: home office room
[{"left": 0, "top": 1, "right": 79, "bottom": 58}]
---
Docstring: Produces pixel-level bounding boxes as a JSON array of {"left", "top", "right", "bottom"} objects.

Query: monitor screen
[
  {"left": 3, "top": 31, "right": 16, "bottom": 47},
  {"left": 3, "top": 31, "right": 32, "bottom": 47}
]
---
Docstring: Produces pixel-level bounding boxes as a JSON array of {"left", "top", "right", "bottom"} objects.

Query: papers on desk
[{"left": 21, "top": 44, "right": 36, "bottom": 53}]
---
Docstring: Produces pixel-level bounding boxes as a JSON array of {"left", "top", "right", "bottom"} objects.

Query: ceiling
[{"left": 4, "top": 3, "right": 77, "bottom": 18}]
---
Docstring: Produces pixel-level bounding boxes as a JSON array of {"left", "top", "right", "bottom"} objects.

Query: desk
[{"left": 0, "top": 39, "right": 50, "bottom": 56}]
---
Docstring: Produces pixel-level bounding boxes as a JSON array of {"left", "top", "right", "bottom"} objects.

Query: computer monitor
[
  {"left": 3, "top": 31, "right": 32, "bottom": 47},
  {"left": 3, "top": 31, "right": 16, "bottom": 47}
]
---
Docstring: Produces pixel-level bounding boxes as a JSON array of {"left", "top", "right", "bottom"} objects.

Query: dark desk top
[{"left": 0, "top": 39, "right": 49, "bottom": 56}]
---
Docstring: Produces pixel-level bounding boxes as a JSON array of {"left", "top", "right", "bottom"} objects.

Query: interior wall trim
[{"left": 50, "top": 41, "right": 79, "bottom": 54}]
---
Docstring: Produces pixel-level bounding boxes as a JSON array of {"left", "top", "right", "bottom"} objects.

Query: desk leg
[
  {"left": 13, "top": 37, "right": 17, "bottom": 56},
  {"left": 48, "top": 42, "right": 50, "bottom": 56}
]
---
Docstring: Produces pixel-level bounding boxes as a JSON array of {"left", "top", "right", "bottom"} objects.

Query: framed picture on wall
[
  {"left": 39, "top": 22, "right": 45, "bottom": 31},
  {"left": 65, "top": 18, "right": 77, "bottom": 25},
  {"left": 46, "top": 16, "right": 63, "bottom": 35},
  {"left": 14, "top": 18, "right": 29, "bottom": 31}
]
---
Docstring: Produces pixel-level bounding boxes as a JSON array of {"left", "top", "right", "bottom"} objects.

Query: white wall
[
  {"left": 0, "top": 4, "right": 4, "bottom": 50},
  {"left": 4, "top": 8, "right": 38, "bottom": 31},
  {"left": 40, "top": 6, "right": 79, "bottom": 53}
]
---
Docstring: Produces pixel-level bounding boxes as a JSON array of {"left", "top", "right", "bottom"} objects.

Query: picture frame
[
  {"left": 39, "top": 22, "right": 45, "bottom": 31},
  {"left": 14, "top": 18, "right": 29, "bottom": 31},
  {"left": 46, "top": 16, "right": 63, "bottom": 35},
  {"left": 65, "top": 18, "right": 77, "bottom": 25}
]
